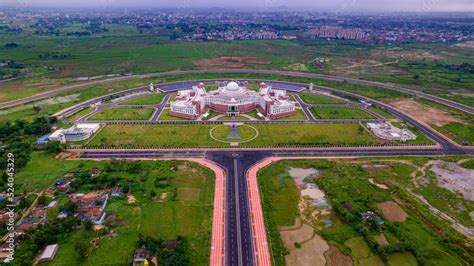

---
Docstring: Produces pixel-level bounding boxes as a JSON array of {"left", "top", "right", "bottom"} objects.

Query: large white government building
[{"left": 169, "top": 81, "right": 296, "bottom": 119}]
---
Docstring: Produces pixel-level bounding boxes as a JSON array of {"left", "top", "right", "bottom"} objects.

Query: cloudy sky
[{"left": 1, "top": 0, "right": 473, "bottom": 12}]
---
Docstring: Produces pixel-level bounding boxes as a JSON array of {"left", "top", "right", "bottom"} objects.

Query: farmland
[
  {"left": 15, "top": 153, "right": 215, "bottom": 265},
  {"left": 257, "top": 158, "right": 473, "bottom": 266}
]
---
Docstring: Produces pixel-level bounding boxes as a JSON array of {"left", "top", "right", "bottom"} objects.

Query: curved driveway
[{"left": 1, "top": 69, "right": 473, "bottom": 115}]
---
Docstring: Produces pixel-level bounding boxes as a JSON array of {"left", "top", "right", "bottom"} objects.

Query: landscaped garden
[
  {"left": 86, "top": 123, "right": 378, "bottom": 148},
  {"left": 311, "top": 106, "right": 375, "bottom": 119},
  {"left": 118, "top": 93, "right": 166, "bottom": 105}
]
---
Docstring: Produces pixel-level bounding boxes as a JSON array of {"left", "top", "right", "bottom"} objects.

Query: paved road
[
  {"left": 78, "top": 145, "right": 472, "bottom": 265},
  {"left": 2, "top": 69, "right": 473, "bottom": 115}
]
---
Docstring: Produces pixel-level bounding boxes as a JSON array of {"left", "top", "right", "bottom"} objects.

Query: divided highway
[{"left": 2, "top": 69, "right": 473, "bottom": 115}]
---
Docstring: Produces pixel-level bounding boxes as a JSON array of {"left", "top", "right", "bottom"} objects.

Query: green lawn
[
  {"left": 16, "top": 151, "right": 100, "bottom": 192},
  {"left": 368, "top": 106, "right": 397, "bottom": 119},
  {"left": 118, "top": 93, "right": 166, "bottom": 105},
  {"left": 89, "top": 108, "right": 155, "bottom": 120},
  {"left": 210, "top": 125, "right": 257, "bottom": 142},
  {"left": 67, "top": 107, "right": 94, "bottom": 121},
  {"left": 86, "top": 123, "right": 378, "bottom": 148},
  {"left": 35, "top": 159, "right": 214, "bottom": 265},
  {"left": 256, "top": 159, "right": 469, "bottom": 266},
  {"left": 311, "top": 107, "right": 375, "bottom": 119},
  {"left": 299, "top": 93, "right": 343, "bottom": 104}
]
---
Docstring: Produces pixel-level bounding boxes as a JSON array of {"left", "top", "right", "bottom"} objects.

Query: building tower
[
  {"left": 309, "top": 83, "right": 314, "bottom": 90},
  {"left": 149, "top": 83, "right": 154, "bottom": 92}
]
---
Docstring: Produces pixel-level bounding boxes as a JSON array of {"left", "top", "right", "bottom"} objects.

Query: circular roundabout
[{"left": 209, "top": 124, "right": 259, "bottom": 144}]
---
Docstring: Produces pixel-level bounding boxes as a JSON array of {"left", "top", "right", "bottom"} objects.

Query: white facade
[
  {"left": 169, "top": 81, "right": 296, "bottom": 118},
  {"left": 49, "top": 123, "right": 101, "bottom": 143},
  {"left": 367, "top": 122, "right": 417, "bottom": 142}
]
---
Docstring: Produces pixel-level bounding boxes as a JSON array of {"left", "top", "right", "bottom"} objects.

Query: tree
[
  {"left": 150, "top": 190, "right": 157, "bottom": 199},
  {"left": 37, "top": 195, "right": 48, "bottom": 206},
  {"left": 45, "top": 141, "right": 64, "bottom": 153},
  {"left": 74, "top": 237, "right": 90, "bottom": 260},
  {"left": 84, "top": 219, "right": 94, "bottom": 231}
]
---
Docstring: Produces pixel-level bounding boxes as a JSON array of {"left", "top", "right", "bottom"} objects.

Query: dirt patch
[
  {"left": 280, "top": 223, "right": 314, "bottom": 251},
  {"left": 371, "top": 50, "right": 443, "bottom": 60},
  {"left": 193, "top": 56, "right": 271, "bottom": 68},
  {"left": 374, "top": 234, "right": 389, "bottom": 246},
  {"left": 285, "top": 233, "right": 330, "bottom": 266},
  {"left": 127, "top": 195, "right": 136, "bottom": 204},
  {"left": 279, "top": 217, "right": 303, "bottom": 231},
  {"left": 377, "top": 201, "right": 407, "bottom": 222},
  {"left": 390, "top": 99, "right": 466, "bottom": 127},
  {"left": 369, "top": 178, "right": 389, "bottom": 190},
  {"left": 177, "top": 163, "right": 190, "bottom": 171},
  {"left": 177, "top": 188, "right": 200, "bottom": 201},
  {"left": 324, "top": 246, "right": 353, "bottom": 266},
  {"left": 430, "top": 160, "right": 474, "bottom": 201}
]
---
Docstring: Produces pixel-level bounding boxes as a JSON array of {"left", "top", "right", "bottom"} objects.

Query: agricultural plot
[{"left": 257, "top": 158, "right": 471, "bottom": 266}]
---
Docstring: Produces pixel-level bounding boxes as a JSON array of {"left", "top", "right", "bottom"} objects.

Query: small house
[{"left": 38, "top": 244, "right": 59, "bottom": 262}]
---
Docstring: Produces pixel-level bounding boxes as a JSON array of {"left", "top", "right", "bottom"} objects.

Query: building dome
[{"left": 226, "top": 82, "right": 240, "bottom": 91}]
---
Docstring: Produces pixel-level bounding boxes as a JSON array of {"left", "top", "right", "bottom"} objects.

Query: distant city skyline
[{"left": 1, "top": 0, "right": 473, "bottom": 12}]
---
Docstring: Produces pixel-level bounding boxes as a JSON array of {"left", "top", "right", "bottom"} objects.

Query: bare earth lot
[
  {"left": 390, "top": 99, "right": 465, "bottom": 126},
  {"left": 377, "top": 201, "right": 408, "bottom": 222}
]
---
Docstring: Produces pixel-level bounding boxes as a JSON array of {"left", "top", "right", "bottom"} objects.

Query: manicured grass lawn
[
  {"left": 159, "top": 108, "right": 192, "bottom": 120},
  {"left": 299, "top": 93, "right": 343, "bottom": 104},
  {"left": 89, "top": 108, "right": 155, "bottom": 120},
  {"left": 274, "top": 109, "right": 308, "bottom": 120},
  {"left": 368, "top": 106, "right": 397, "bottom": 119},
  {"left": 217, "top": 115, "right": 249, "bottom": 121},
  {"left": 311, "top": 107, "right": 375, "bottom": 119},
  {"left": 119, "top": 93, "right": 166, "bottom": 105},
  {"left": 67, "top": 107, "right": 94, "bottom": 121},
  {"left": 210, "top": 125, "right": 257, "bottom": 142},
  {"left": 87, "top": 123, "right": 378, "bottom": 148}
]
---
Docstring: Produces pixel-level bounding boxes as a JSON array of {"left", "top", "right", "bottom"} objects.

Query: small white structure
[
  {"left": 149, "top": 83, "right": 154, "bottom": 92},
  {"left": 49, "top": 123, "right": 100, "bottom": 143},
  {"left": 39, "top": 244, "right": 59, "bottom": 262},
  {"left": 309, "top": 83, "right": 314, "bottom": 90},
  {"left": 367, "top": 122, "right": 417, "bottom": 142}
]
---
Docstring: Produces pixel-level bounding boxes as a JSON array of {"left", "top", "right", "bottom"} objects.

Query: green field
[
  {"left": 17, "top": 154, "right": 215, "bottom": 265},
  {"left": 299, "top": 93, "right": 343, "bottom": 104},
  {"left": 257, "top": 159, "right": 470, "bottom": 266},
  {"left": 1, "top": 34, "right": 472, "bottom": 108},
  {"left": 89, "top": 108, "right": 155, "bottom": 120},
  {"left": 118, "top": 93, "right": 166, "bottom": 105},
  {"left": 311, "top": 106, "right": 375, "bottom": 119},
  {"left": 86, "top": 123, "right": 378, "bottom": 148}
]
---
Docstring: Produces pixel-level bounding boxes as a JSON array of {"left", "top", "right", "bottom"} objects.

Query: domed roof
[{"left": 226, "top": 82, "right": 240, "bottom": 91}]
